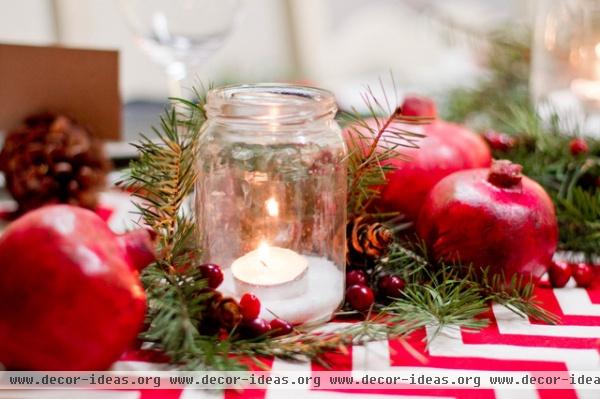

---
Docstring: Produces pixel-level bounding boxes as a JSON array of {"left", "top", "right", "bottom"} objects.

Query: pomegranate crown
[
  {"left": 400, "top": 95, "right": 437, "bottom": 119},
  {"left": 488, "top": 159, "right": 523, "bottom": 188}
]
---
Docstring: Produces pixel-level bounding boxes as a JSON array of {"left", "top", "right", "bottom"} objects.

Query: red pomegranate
[
  {"left": 345, "top": 96, "right": 492, "bottom": 221},
  {"left": 416, "top": 160, "right": 558, "bottom": 280},
  {"left": 0, "top": 205, "right": 154, "bottom": 370}
]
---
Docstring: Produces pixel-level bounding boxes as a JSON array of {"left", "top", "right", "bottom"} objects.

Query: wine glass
[{"left": 119, "top": 0, "right": 241, "bottom": 98}]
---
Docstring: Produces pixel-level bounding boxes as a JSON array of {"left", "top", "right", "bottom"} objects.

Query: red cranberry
[
  {"left": 198, "top": 263, "right": 223, "bottom": 289},
  {"left": 483, "top": 130, "right": 516, "bottom": 151},
  {"left": 269, "top": 318, "right": 293, "bottom": 337},
  {"left": 345, "top": 285, "right": 375, "bottom": 312},
  {"left": 548, "top": 260, "right": 572, "bottom": 288},
  {"left": 569, "top": 138, "right": 589, "bottom": 156},
  {"left": 377, "top": 274, "right": 405, "bottom": 299},
  {"left": 241, "top": 318, "right": 271, "bottom": 338},
  {"left": 571, "top": 263, "right": 594, "bottom": 288},
  {"left": 239, "top": 293, "right": 261, "bottom": 321},
  {"left": 346, "top": 270, "right": 368, "bottom": 287}
]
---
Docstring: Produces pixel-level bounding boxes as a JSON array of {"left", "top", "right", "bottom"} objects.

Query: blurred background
[{"left": 0, "top": 0, "right": 532, "bottom": 140}]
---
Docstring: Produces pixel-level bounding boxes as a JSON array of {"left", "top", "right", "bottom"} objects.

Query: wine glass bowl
[{"left": 119, "top": 0, "right": 240, "bottom": 91}]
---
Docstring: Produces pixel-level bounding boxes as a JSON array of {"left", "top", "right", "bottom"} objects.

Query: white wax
[
  {"left": 231, "top": 246, "right": 308, "bottom": 286},
  {"left": 222, "top": 256, "right": 344, "bottom": 325}
]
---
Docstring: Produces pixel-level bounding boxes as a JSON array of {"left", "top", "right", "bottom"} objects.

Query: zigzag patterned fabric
[{"left": 113, "top": 283, "right": 600, "bottom": 399}]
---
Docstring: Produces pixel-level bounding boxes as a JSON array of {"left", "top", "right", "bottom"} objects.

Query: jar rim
[{"left": 205, "top": 83, "right": 338, "bottom": 125}]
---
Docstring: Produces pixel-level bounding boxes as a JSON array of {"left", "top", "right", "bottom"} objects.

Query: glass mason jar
[
  {"left": 531, "top": 0, "right": 600, "bottom": 130},
  {"left": 195, "top": 84, "right": 347, "bottom": 325}
]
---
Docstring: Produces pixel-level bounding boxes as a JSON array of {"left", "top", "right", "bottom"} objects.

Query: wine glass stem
[
  {"left": 166, "top": 61, "right": 188, "bottom": 99},
  {"left": 167, "top": 76, "right": 183, "bottom": 100}
]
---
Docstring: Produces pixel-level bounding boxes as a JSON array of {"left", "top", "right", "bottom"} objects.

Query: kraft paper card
[{"left": 0, "top": 43, "right": 121, "bottom": 140}]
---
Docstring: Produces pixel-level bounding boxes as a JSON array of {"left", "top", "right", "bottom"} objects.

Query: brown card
[{"left": 0, "top": 43, "right": 121, "bottom": 140}]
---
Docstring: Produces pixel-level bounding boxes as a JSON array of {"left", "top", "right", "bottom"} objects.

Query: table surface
[{"left": 0, "top": 191, "right": 599, "bottom": 399}]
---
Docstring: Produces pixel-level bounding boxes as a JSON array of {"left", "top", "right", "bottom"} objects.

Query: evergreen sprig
[
  {"left": 120, "top": 90, "right": 241, "bottom": 370},
  {"left": 487, "top": 107, "right": 600, "bottom": 257},
  {"left": 341, "top": 76, "right": 429, "bottom": 216},
  {"left": 442, "top": 26, "right": 531, "bottom": 131},
  {"left": 373, "top": 242, "right": 558, "bottom": 341},
  {"left": 438, "top": 22, "right": 600, "bottom": 258}
]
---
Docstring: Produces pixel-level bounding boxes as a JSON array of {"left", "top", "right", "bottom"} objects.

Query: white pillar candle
[{"left": 231, "top": 242, "right": 309, "bottom": 300}]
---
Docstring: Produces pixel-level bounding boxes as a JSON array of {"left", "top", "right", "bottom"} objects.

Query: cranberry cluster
[
  {"left": 345, "top": 269, "right": 406, "bottom": 312},
  {"left": 198, "top": 264, "right": 293, "bottom": 338},
  {"left": 546, "top": 260, "right": 595, "bottom": 288}
]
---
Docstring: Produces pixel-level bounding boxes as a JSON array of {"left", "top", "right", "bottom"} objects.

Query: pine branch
[
  {"left": 442, "top": 26, "right": 531, "bottom": 130},
  {"left": 120, "top": 90, "right": 231, "bottom": 370},
  {"left": 230, "top": 331, "right": 352, "bottom": 367},
  {"left": 473, "top": 268, "right": 560, "bottom": 325},
  {"left": 371, "top": 242, "right": 559, "bottom": 343},
  {"left": 557, "top": 187, "right": 600, "bottom": 256},
  {"left": 485, "top": 107, "right": 600, "bottom": 256},
  {"left": 438, "top": 22, "right": 600, "bottom": 257},
  {"left": 339, "top": 75, "right": 429, "bottom": 217}
]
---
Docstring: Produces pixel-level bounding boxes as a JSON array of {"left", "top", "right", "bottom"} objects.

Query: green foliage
[
  {"left": 121, "top": 90, "right": 238, "bottom": 370},
  {"left": 440, "top": 23, "right": 600, "bottom": 258},
  {"left": 443, "top": 27, "right": 531, "bottom": 131},
  {"left": 374, "top": 242, "right": 558, "bottom": 342},
  {"left": 488, "top": 107, "right": 600, "bottom": 257},
  {"left": 340, "top": 76, "right": 428, "bottom": 217},
  {"left": 558, "top": 188, "right": 600, "bottom": 254}
]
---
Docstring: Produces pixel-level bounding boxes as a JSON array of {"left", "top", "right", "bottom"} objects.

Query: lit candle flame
[
  {"left": 265, "top": 197, "right": 279, "bottom": 217},
  {"left": 595, "top": 43, "right": 600, "bottom": 59}
]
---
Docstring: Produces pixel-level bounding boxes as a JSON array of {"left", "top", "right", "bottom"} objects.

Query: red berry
[
  {"left": 377, "top": 275, "right": 405, "bottom": 299},
  {"left": 239, "top": 293, "right": 261, "bottom": 320},
  {"left": 198, "top": 263, "right": 223, "bottom": 289},
  {"left": 571, "top": 263, "right": 594, "bottom": 288},
  {"left": 269, "top": 318, "right": 293, "bottom": 336},
  {"left": 345, "top": 285, "right": 375, "bottom": 312},
  {"left": 346, "top": 270, "right": 368, "bottom": 287},
  {"left": 483, "top": 130, "right": 516, "bottom": 152},
  {"left": 241, "top": 318, "right": 271, "bottom": 338},
  {"left": 569, "top": 138, "right": 589, "bottom": 156},
  {"left": 548, "top": 260, "right": 572, "bottom": 288}
]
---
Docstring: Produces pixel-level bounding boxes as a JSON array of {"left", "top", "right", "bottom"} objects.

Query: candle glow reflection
[{"left": 265, "top": 197, "right": 279, "bottom": 217}]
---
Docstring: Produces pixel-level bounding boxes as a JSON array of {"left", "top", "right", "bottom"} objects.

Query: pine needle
[{"left": 339, "top": 74, "right": 429, "bottom": 216}]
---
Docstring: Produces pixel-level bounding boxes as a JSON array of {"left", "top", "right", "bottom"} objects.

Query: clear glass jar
[
  {"left": 195, "top": 84, "right": 347, "bottom": 325},
  {"left": 531, "top": 0, "right": 600, "bottom": 129}
]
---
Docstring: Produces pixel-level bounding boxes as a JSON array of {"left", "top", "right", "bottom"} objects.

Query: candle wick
[{"left": 260, "top": 260, "right": 269, "bottom": 268}]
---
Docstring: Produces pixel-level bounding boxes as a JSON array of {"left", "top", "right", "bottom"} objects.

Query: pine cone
[
  {"left": 197, "top": 291, "right": 243, "bottom": 334},
  {"left": 197, "top": 289, "right": 224, "bottom": 335},
  {"left": 0, "top": 114, "right": 111, "bottom": 213},
  {"left": 347, "top": 215, "right": 394, "bottom": 269},
  {"left": 214, "top": 297, "right": 242, "bottom": 330}
]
